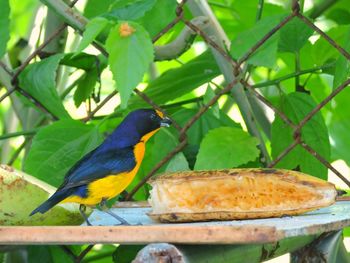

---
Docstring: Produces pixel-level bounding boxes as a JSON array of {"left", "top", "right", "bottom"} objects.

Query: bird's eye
[{"left": 150, "top": 113, "right": 157, "bottom": 121}]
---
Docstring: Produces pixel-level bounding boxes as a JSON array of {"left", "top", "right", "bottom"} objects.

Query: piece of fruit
[
  {"left": 148, "top": 169, "right": 337, "bottom": 222},
  {"left": 0, "top": 164, "right": 88, "bottom": 225}
]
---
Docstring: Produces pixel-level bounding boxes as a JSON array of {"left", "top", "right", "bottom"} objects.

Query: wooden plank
[
  {"left": 0, "top": 225, "right": 278, "bottom": 245},
  {"left": 0, "top": 201, "right": 349, "bottom": 245}
]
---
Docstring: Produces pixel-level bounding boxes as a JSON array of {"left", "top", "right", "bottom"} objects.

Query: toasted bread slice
[{"left": 148, "top": 169, "right": 336, "bottom": 222}]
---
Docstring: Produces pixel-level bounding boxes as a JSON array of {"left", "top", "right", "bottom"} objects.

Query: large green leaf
[
  {"left": 138, "top": 0, "right": 177, "bottom": 38},
  {"left": 18, "top": 54, "right": 70, "bottom": 119},
  {"left": 230, "top": 15, "right": 283, "bottom": 67},
  {"left": 271, "top": 92, "right": 330, "bottom": 179},
  {"left": 278, "top": 17, "right": 314, "bottom": 53},
  {"left": 105, "top": 0, "right": 156, "bottom": 21},
  {"left": 127, "top": 51, "right": 220, "bottom": 108},
  {"left": 195, "top": 127, "right": 259, "bottom": 170},
  {"left": 0, "top": 0, "right": 10, "bottom": 58},
  {"left": 106, "top": 21, "right": 154, "bottom": 108},
  {"left": 76, "top": 17, "right": 109, "bottom": 53},
  {"left": 24, "top": 120, "right": 103, "bottom": 187}
]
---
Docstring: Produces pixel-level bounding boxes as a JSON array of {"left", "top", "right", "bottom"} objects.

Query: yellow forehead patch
[{"left": 155, "top": 109, "right": 164, "bottom": 118}]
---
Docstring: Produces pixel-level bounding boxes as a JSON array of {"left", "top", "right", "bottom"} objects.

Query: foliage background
[{"left": 1, "top": 0, "right": 350, "bottom": 262}]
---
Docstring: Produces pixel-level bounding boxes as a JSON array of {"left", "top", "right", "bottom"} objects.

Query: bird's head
[
  {"left": 128, "top": 108, "right": 172, "bottom": 141},
  {"left": 108, "top": 109, "right": 172, "bottom": 148}
]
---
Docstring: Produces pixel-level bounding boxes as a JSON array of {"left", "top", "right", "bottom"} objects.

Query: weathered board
[{"left": 0, "top": 201, "right": 349, "bottom": 245}]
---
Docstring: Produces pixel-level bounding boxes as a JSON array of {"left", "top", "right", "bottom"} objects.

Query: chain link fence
[{"left": 1, "top": 0, "right": 350, "bottom": 261}]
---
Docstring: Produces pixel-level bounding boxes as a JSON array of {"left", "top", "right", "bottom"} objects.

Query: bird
[{"left": 30, "top": 108, "right": 172, "bottom": 225}]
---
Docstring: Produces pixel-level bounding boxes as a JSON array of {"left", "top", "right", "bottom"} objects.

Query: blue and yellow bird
[{"left": 30, "top": 109, "right": 172, "bottom": 225}]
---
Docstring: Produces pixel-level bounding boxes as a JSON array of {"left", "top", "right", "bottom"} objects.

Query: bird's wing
[{"left": 59, "top": 146, "right": 136, "bottom": 190}]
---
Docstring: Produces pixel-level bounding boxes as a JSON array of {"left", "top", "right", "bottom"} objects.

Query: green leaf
[
  {"left": 329, "top": 118, "right": 350, "bottom": 164},
  {"left": 61, "top": 53, "right": 106, "bottom": 71},
  {"left": 311, "top": 26, "right": 350, "bottom": 67},
  {"left": 49, "top": 246, "right": 74, "bottom": 263},
  {"left": 138, "top": 0, "right": 177, "bottom": 38},
  {"left": 165, "top": 153, "right": 189, "bottom": 172},
  {"left": 24, "top": 120, "right": 103, "bottom": 187},
  {"left": 127, "top": 51, "right": 220, "bottom": 109},
  {"left": 0, "top": 0, "right": 10, "bottom": 58},
  {"left": 278, "top": 17, "right": 313, "bottom": 53},
  {"left": 106, "top": 21, "right": 154, "bottom": 108},
  {"left": 84, "top": 0, "right": 115, "bottom": 18},
  {"left": 113, "top": 245, "right": 144, "bottom": 263},
  {"left": 271, "top": 92, "right": 330, "bottom": 179},
  {"left": 326, "top": 9, "right": 350, "bottom": 25},
  {"left": 195, "top": 127, "right": 259, "bottom": 170},
  {"left": 76, "top": 17, "right": 109, "bottom": 53},
  {"left": 74, "top": 68, "right": 98, "bottom": 107},
  {"left": 105, "top": 0, "right": 156, "bottom": 21},
  {"left": 27, "top": 246, "right": 53, "bottom": 263},
  {"left": 333, "top": 28, "right": 350, "bottom": 88},
  {"left": 172, "top": 107, "right": 240, "bottom": 145},
  {"left": 230, "top": 15, "right": 283, "bottom": 67},
  {"left": 18, "top": 54, "right": 70, "bottom": 119}
]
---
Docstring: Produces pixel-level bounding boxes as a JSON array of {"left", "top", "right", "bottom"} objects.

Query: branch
[
  {"left": 187, "top": 0, "right": 271, "bottom": 163},
  {"left": 40, "top": 0, "right": 87, "bottom": 32},
  {"left": 154, "top": 16, "right": 209, "bottom": 61},
  {"left": 0, "top": 128, "right": 40, "bottom": 141}
]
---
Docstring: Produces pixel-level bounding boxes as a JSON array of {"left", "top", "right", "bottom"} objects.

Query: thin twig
[
  {"left": 7, "top": 140, "right": 29, "bottom": 165},
  {"left": 252, "top": 63, "right": 334, "bottom": 88},
  {"left": 0, "top": 128, "right": 40, "bottom": 140}
]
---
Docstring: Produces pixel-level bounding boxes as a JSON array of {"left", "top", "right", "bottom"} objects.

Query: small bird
[{"left": 30, "top": 109, "right": 172, "bottom": 225}]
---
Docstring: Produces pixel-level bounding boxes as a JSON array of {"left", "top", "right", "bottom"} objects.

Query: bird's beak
[{"left": 160, "top": 117, "right": 172, "bottom": 127}]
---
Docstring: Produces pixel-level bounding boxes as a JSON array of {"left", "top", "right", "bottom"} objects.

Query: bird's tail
[{"left": 30, "top": 190, "right": 70, "bottom": 216}]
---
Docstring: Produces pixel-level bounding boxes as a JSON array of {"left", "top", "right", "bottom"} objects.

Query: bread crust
[{"left": 148, "top": 169, "right": 337, "bottom": 223}]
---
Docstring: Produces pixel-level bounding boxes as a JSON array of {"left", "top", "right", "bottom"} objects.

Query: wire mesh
[{"left": 1, "top": 0, "right": 350, "bottom": 261}]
